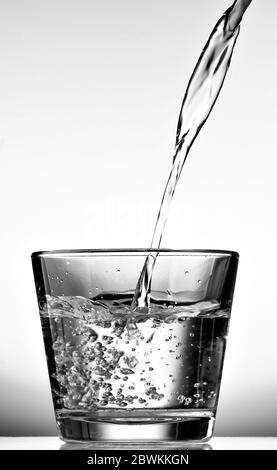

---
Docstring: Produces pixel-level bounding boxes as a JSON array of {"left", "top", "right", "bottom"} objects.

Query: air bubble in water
[
  {"left": 120, "top": 368, "right": 134, "bottom": 375},
  {"left": 124, "top": 355, "right": 138, "bottom": 368}
]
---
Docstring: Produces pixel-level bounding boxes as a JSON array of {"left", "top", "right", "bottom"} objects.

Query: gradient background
[{"left": 0, "top": 0, "right": 276, "bottom": 436}]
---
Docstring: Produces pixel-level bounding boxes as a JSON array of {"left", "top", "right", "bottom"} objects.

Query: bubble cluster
[
  {"left": 40, "top": 295, "right": 228, "bottom": 414},
  {"left": 50, "top": 309, "right": 168, "bottom": 410}
]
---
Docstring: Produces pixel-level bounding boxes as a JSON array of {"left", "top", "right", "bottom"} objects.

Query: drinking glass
[{"left": 32, "top": 249, "right": 238, "bottom": 446}]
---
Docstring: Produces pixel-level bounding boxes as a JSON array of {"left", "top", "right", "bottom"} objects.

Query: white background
[{"left": 0, "top": 0, "right": 276, "bottom": 435}]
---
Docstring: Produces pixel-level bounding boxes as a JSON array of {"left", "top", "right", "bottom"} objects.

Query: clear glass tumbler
[{"left": 32, "top": 249, "right": 238, "bottom": 446}]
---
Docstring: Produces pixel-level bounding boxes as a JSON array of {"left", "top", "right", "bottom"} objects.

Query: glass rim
[{"left": 31, "top": 248, "right": 239, "bottom": 258}]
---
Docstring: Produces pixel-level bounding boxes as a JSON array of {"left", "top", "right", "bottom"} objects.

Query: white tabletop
[{"left": 0, "top": 437, "right": 276, "bottom": 450}]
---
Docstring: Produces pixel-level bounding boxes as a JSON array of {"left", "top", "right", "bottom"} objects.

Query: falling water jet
[
  {"left": 131, "top": 0, "right": 253, "bottom": 310},
  {"left": 227, "top": 0, "right": 252, "bottom": 32}
]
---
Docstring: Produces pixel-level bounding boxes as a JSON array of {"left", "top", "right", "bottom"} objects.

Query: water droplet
[
  {"left": 65, "top": 271, "right": 69, "bottom": 276},
  {"left": 197, "top": 279, "right": 201, "bottom": 284},
  {"left": 117, "top": 269, "right": 120, "bottom": 272},
  {"left": 185, "top": 270, "right": 189, "bottom": 276}
]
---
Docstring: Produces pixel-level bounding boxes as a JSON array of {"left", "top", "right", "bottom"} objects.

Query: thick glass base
[{"left": 57, "top": 410, "right": 215, "bottom": 447}]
